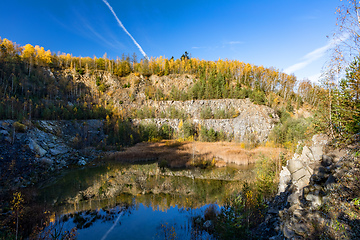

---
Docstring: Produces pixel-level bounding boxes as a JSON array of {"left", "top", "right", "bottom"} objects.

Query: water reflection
[
  {"left": 40, "top": 163, "right": 254, "bottom": 239},
  {"left": 50, "top": 200, "right": 216, "bottom": 240}
]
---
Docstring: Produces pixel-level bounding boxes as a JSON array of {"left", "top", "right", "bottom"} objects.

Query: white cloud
[
  {"left": 227, "top": 41, "right": 243, "bottom": 45},
  {"left": 284, "top": 33, "right": 350, "bottom": 75},
  {"left": 308, "top": 73, "right": 322, "bottom": 83}
]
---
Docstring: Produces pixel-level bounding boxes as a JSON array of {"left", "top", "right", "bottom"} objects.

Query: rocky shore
[
  {"left": 0, "top": 120, "right": 106, "bottom": 191},
  {"left": 257, "top": 134, "right": 360, "bottom": 239}
]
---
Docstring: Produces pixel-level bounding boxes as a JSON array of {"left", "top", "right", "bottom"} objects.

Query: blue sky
[{"left": 1, "top": 0, "right": 340, "bottom": 82}]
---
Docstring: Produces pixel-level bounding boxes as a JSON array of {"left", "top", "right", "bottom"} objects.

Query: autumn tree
[
  {"left": 331, "top": 0, "right": 360, "bottom": 70},
  {"left": 316, "top": 0, "right": 360, "bottom": 141},
  {"left": 331, "top": 57, "right": 360, "bottom": 139},
  {"left": 21, "top": 44, "right": 35, "bottom": 75}
]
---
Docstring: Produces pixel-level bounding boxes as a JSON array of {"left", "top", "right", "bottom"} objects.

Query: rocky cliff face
[
  {"left": 133, "top": 98, "right": 279, "bottom": 143},
  {"left": 0, "top": 120, "right": 106, "bottom": 190},
  {"left": 258, "top": 135, "right": 360, "bottom": 239}
]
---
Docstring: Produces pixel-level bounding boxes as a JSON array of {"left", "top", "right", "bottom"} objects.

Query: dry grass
[{"left": 106, "top": 140, "right": 286, "bottom": 168}]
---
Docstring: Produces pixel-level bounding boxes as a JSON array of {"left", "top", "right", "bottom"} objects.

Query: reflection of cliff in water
[{"left": 40, "top": 162, "right": 255, "bottom": 215}]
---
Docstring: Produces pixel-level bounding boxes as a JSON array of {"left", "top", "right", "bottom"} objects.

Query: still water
[{"left": 40, "top": 162, "right": 254, "bottom": 239}]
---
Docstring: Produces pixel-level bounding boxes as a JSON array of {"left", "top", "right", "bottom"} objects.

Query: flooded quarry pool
[{"left": 38, "top": 162, "right": 255, "bottom": 239}]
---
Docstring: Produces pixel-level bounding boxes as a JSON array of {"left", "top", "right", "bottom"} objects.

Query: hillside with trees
[{"left": 0, "top": 1, "right": 359, "bottom": 235}]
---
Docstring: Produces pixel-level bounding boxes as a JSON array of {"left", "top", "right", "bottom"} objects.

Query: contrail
[
  {"left": 101, "top": 210, "right": 124, "bottom": 240},
  {"left": 102, "top": 0, "right": 149, "bottom": 60}
]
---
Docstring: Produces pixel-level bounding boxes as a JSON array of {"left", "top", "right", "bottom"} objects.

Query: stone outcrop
[
  {"left": 0, "top": 120, "right": 106, "bottom": 190},
  {"left": 258, "top": 134, "right": 360, "bottom": 239},
  {"left": 279, "top": 134, "right": 329, "bottom": 205},
  {"left": 133, "top": 99, "right": 279, "bottom": 143}
]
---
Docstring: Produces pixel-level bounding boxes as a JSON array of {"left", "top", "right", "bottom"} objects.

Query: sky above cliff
[{"left": 1, "top": 0, "right": 340, "bottom": 82}]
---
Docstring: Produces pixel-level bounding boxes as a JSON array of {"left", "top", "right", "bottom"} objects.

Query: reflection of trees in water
[
  {"left": 59, "top": 202, "right": 135, "bottom": 230},
  {"left": 51, "top": 175, "right": 243, "bottom": 225},
  {"left": 154, "top": 213, "right": 216, "bottom": 240},
  {"left": 40, "top": 163, "right": 249, "bottom": 210},
  {"left": 41, "top": 163, "right": 250, "bottom": 238},
  {"left": 49, "top": 194, "right": 220, "bottom": 239}
]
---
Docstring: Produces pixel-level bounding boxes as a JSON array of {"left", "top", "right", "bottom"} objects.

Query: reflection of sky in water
[
  {"left": 56, "top": 203, "right": 215, "bottom": 240},
  {"left": 41, "top": 163, "right": 250, "bottom": 239}
]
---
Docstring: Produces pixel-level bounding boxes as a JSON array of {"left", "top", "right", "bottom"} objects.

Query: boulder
[
  {"left": 28, "top": 138, "right": 47, "bottom": 157},
  {"left": 310, "top": 146, "right": 324, "bottom": 162},
  {"left": 310, "top": 171, "right": 329, "bottom": 184},
  {"left": 312, "top": 134, "right": 329, "bottom": 146},
  {"left": 287, "top": 159, "right": 304, "bottom": 174},
  {"left": 49, "top": 144, "right": 70, "bottom": 156},
  {"left": 302, "top": 145, "right": 314, "bottom": 161},
  {"left": 0, "top": 129, "right": 9, "bottom": 136},
  {"left": 287, "top": 191, "right": 301, "bottom": 205},
  {"left": 39, "top": 157, "right": 54, "bottom": 165},
  {"left": 78, "top": 159, "right": 87, "bottom": 166},
  {"left": 278, "top": 166, "right": 291, "bottom": 193},
  {"left": 321, "top": 155, "right": 333, "bottom": 167},
  {"left": 324, "top": 175, "right": 337, "bottom": 191},
  {"left": 292, "top": 168, "right": 310, "bottom": 182},
  {"left": 304, "top": 193, "right": 322, "bottom": 208}
]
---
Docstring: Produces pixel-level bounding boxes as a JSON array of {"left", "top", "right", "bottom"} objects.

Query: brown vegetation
[{"left": 105, "top": 140, "right": 286, "bottom": 168}]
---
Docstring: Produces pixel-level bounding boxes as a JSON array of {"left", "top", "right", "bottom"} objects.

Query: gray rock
[
  {"left": 317, "top": 166, "right": 330, "bottom": 174},
  {"left": 78, "top": 159, "right": 87, "bottom": 166},
  {"left": 49, "top": 145, "right": 70, "bottom": 156},
  {"left": 195, "top": 217, "right": 202, "bottom": 224},
  {"left": 324, "top": 175, "right": 337, "bottom": 191},
  {"left": 282, "top": 224, "right": 296, "bottom": 239},
  {"left": 203, "top": 220, "right": 212, "bottom": 228},
  {"left": 310, "top": 172, "right": 328, "bottom": 184},
  {"left": 292, "top": 222, "right": 308, "bottom": 235},
  {"left": 59, "top": 160, "right": 67, "bottom": 167},
  {"left": 310, "top": 146, "right": 325, "bottom": 161},
  {"left": 0, "top": 129, "right": 9, "bottom": 136},
  {"left": 28, "top": 138, "right": 47, "bottom": 157},
  {"left": 305, "top": 193, "right": 322, "bottom": 208},
  {"left": 296, "top": 176, "right": 311, "bottom": 190},
  {"left": 278, "top": 166, "right": 291, "bottom": 193},
  {"left": 39, "top": 157, "right": 54, "bottom": 165},
  {"left": 292, "top": 168, "right": 310, "bottom": 182},
  {"left": 287, "top": 159, "right": 304, "bottom": 174},
  {"left": 287, "top": 192, "right": 301, "bottom": 205},
  {"left": 302, "top": 146, "right": 314, "bottom": 161},
  {"left": 132, "top": 99, "right": 279, "bottom": 143},
  {"left": 312, "top": 134, "right": 329, "bottom": 146},
  {"left": 321, "top": 155, "right": 333, "bottom": 167}
]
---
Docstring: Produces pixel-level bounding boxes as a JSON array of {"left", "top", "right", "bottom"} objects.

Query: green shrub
[
  {"left": 158, "top": 159, "right": 168, "bottom": 171},
  {"left": 139, "top": 123, "right": 161, "bottom": 141},
  {"left": 13, "top": 121, "right": 27, "bottom": 132},
  {"left": 200, "top": 126, "right": 227, "bottom": 142},
  {"left": 159, "top": 124, "right": 173, "bottom": 139},
  {"left": 200, "top": 107, "right": 213, "bottom": 119},
  {"left": 98, "top": 83, "right": 108, "bottom": 92},
  {"left": 249, "top": 90, "right": 266, "bottom": 105},
  {"left": 135, "top": 106, "right": 156, "bottom": 119},
  {"left": 255, "top": 156, "right": 277, "bottom": 199},
  {"left": 213, "top": 107, "right": 239, "bottom": 119},
  {"left": 182, "top": 120, "right": 196, "bottom": 138},
  {"left": 236, "top": 87, "right": 250, "bottom": 99},
  {"left": 96, "top": 76, "right": 101, "bottom": 86},
  {"left": 270, "top": 115, "right": 312, "bottom": 150},
  {"left": 214, "top": 182, "right": 266, "bottom": 239},
  {"left": 168, "top": 106, "right": 187, "bottom": 119}
]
